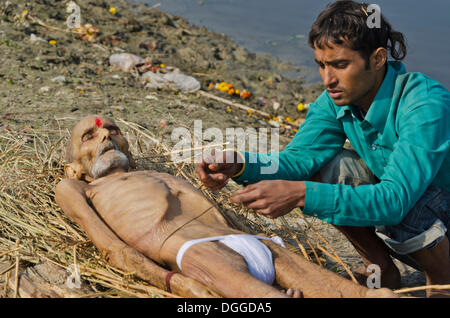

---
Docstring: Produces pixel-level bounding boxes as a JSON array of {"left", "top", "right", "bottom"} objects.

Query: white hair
[{"left": 91, "top": 149, "right": 129, "bottom": 179}]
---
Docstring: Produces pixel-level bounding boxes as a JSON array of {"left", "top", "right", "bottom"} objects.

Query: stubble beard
[{"left": 91, "top": 149, "right": 130, "bottom": 179}]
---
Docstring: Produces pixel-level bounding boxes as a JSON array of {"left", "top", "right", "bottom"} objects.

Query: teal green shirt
[{"left": 233, "top": 61, "right": 450, "bottom": 226}]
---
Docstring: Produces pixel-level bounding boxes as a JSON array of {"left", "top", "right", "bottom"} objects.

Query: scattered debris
[
  {"left": 51, "top": 75, "right": 67, "bottom": 84},
  {"left": 39, "top": 86, "right": 51, "bottom": 93},
  {"left": 272, "top": 100, "right": 281, "bottom": 112},
  {"left": 109, "top": 53, "right": 147, "bottom": 73},
  {"left": 29, "top": 33, "right": 46, "bottom": 44},
  {"left": 142, "top": 68, "right": 201, "bottom": 93},
  {"left": 145, "top": 94, "right": 158, "bottom": 100},
  {"left": 73, "top": 24, "right": 100, "bottom": 42},
  {"left": 158, "top": 119, "right": 169, "bottom": 127},
  {"left": 297, "top": 103, "right": 309, "bottom": 112}
]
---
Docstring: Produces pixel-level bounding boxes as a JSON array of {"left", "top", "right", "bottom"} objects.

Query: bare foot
[{"left": 283, "top": 288, "right": 303, "bottom": 298}]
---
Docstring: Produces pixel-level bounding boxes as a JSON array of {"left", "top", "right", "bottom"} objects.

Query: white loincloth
[{"left": 176, "top": 234, "right": 285, "bottom": 285}]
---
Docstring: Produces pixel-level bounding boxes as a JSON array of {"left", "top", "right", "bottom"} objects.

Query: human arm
[
  {"left": 230, "top": 180, "right": 306, "bottom": 219},
  {"left": 227, "top": 92, "right": 345, "bottom": 218},
  {"left": 232, "top": 91, "right": 346, "bottom": 184},
  {"left": 301, "top": 97, "right": 450, "bottom": 226}
]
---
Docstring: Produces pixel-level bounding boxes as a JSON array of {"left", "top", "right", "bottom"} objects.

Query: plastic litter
[
  {"left": 109, "top": 53, "right": 146, "bottom": 72},
  {"left": 108, "top": 53, "right": 200, "bottom": 93},
  {"left": 29, "top": 34, "right": 47, "bottom": 43},
  {"left": 272, "top": 100, "right": 281, "bottom": 112},
  {"left": 141, "top": 68, "right": 200, "bottom": 93},
  {"left": 51, "top": 75, "right": 67, "bottom": 83}
]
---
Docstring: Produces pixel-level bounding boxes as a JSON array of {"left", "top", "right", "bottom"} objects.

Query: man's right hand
[{"left": 195, "top": 150, "right": 243, "bottom": 190}]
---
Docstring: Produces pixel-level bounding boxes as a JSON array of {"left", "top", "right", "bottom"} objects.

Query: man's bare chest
[{"left": 86, "top": 172, "right": 177, "bottom": 225}]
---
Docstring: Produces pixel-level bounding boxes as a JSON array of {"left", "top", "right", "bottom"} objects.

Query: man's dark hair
[{"left": 308, "top": 1, "right": 407, "bottom": 68}]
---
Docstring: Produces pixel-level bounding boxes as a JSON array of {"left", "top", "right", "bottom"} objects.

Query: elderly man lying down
[{"left": 55, "top": 115, "right": 396, "bottom": 298}]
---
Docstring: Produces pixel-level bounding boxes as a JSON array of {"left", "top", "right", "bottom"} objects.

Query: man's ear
[
  {"left": 64, "top": 161, "right": 85, "bottom": 180},
  {"left": 371, "top": 47, "right": 387, "bottom": 71}
]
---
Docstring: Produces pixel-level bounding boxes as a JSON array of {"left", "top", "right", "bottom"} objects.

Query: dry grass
[{"left": 1, "top": 119, "right": 438, "bottom": 298}]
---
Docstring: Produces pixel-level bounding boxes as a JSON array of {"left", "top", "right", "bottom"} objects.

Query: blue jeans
[{"left": 320, "top": 148, "right": 449, "bottom": 261}]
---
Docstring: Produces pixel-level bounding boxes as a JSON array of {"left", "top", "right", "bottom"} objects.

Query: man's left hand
[{"left": 229, "top": 180, "right": 306, "bottom": 219}]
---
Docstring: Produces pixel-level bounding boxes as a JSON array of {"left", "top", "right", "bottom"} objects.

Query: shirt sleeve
[
  {"left": 303, "top": 97, "right": 450, "bottom": 226},
  {"left": 232, "top": 91, "right": 346, "bottom": 184}
]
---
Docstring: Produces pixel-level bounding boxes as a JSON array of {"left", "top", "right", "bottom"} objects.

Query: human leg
[
  {"left": 409, "top": 237, "right": 450, "bottom": 297},
  {"left": 318, "top": 148, "right": 401, "bottom": 288},
  {"left": 263, "top": 240, "right": 397, "bottom": 297},
  {"left": 376, "top": 186, "right": 450, "bottom": 297},
  {"left": 333, "top": 225, "right": 401, "bottom": 289}
]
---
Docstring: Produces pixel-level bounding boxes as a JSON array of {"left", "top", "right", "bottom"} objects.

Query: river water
[{"left": 131, "top": 0, "right": 450, "bottom": 89}]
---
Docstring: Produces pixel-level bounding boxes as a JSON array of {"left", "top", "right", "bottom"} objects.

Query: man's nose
[
  {"left": 98, "top": 128, "right": 111, "bottom": 142},
  {"left": 322, "top": 67, "right": 337, "bottom": 88}
]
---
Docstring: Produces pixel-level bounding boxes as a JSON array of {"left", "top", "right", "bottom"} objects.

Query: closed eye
[
  {"left": 81, "top": 129, "right": 94, "bottom": 142},
  {"left": 105, "top": 126, "right": 121, "bottom": 135},
  {"left": 82, "top": 133, "right": 93, "bottom": 142}
]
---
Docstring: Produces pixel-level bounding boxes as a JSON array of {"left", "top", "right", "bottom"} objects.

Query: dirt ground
[{"left": 0, "top": 0, "right": 425, "bottom": 297}]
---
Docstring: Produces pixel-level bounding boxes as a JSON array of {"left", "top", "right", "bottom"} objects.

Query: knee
[{"left": 319, "top": 149, "right": 378, "bottom": 186}]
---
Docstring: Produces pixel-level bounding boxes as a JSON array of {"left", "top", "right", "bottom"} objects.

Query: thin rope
[{"left": 158, "top": 206, "right": 215, "bottom": 266}]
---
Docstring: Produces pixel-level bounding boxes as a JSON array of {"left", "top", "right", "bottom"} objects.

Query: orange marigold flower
[{"left": 240, "top": 90, "right": 251, "bottom": 99}]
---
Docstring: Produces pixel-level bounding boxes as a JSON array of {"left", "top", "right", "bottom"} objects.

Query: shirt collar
[{"left": 335, "top": 61, "right": 406, "bottom": 133}]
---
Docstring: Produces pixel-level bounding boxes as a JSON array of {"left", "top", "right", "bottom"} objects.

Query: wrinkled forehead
[
  {"left": 70, "top": 116, "right": 116, "bottom": 145},
  {"left": 73, "top": 116, "right": 114, "bottom": 134}
]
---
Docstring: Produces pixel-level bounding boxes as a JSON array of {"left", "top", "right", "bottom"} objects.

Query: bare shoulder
[
  {"left": 54, "top": 178, "right": 91, "bottom": 216},
  {"left": 55, "top": 178, "right": 89, "bottom": 195}
]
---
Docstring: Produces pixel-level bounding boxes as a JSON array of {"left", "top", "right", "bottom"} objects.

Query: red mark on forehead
[{"left": 95, "top": 117, "right": 102, "bottom": 127}]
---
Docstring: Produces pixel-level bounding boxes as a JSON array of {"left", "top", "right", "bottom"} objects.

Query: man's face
[
  {"left": 314, "top": 42, "right": 378, "bottom": 106},
  {"left": 70, "top": 116, "right": 131, "bottom": 179}
]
